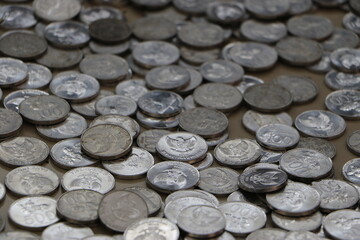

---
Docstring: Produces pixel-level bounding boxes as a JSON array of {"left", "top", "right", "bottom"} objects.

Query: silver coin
[
  {"left": 50, "top": 72, "right": 100, "bottom": 103},
  {"left": 295, "top": 110, "right": 346, "bottom": 139},
  {"left": 219, "top": 202, "right": 267, "bottom": 236},
  {"left": 50, "top": 138, "right": 98, "bottom": 169},
  {"left": 330, "top": 48, "right": 360, "bottom": 73},
  {"left": 272, "top": 75, "right": 318, "bottom": 104},
  {"left": 136, "top": 129, "right": 171, "bottom": 154},
  {"left": 9, "top": 196, "right": 59, "bottom": 229},
  {"left": 297, "top": 137, "right": 336, "bottom": 159},
  {"left": 323, "top": 28, "right": 359, "bottom": 52},
  {"left": 115, "top": 79, "right": 149, "bottom": 102},
  {"left": 33, "top": 0, "right": 81, "bottom": 21},
  {"left": 99, "top": 190, "right": 148, "bottom": 232},
  {"left": 198, "top": 167, "right": 239, "bottom": 195},
  {"left": 36, "top": 46, "right": 83, "bottom": 69},
  {"left": 95, "top": 95, "right": 137, "bottom": 116},
  {"left": 165, "top": 189, "right": 219, "bottom": 207},
  {"left": 256, "top": 124, "right": 299, "bottom": 151},
  {"left": 0, "top": 57, "right": 28, "bottom": 88},
  {"left": 127, "top": 55, "right": 150, "bottom": 76},
  {"left": 284, "top": 231, "right": 324, "bottom": 240},
  {"left": 205, "top": 131, "right": 229, "bottom": 148},
  {"left": 81, "top": 124, "right": 133, "bottom": 160},
  {"left": 266, "top": 181, "right": 321, "bottom": 216},
  {"left": 347, "top": 131, "right": 360, "bottom": 156},
  {"left": 236, "top": 75, "right": 264, "bottom": 95},
  {"left": 200, "top": 60, "right": 244, "bottom": 85},
  {"left": 312, "top": 179, "right": 359, "bottom": 213},
  {"left": 307, "top": 51, "right": 332, "bottom": 73},
  {"left": 0, "top": 137, "right": 49, "bottom": 167},
  {"left": 132, "top": 16, "right": 176, "bottom": 41},
  {"left": 227, "top": 190, "right": 270, "bottom": 213},
  {"left": 214, "top": 138, "right": 261, "bottom": 168},
  {"left": 325, "top": 89, "right": 360, "bottom": 119},
  {"left": 138, "top": 90, "right": 183, "bottom": 118},
  {"left": 183, "top": 95, "right": 196, "bottom": 110},
  {"left": 173, "top": 0, "right": 215, "bottom": 14},
  {"left": 83, "top": 235, "right": 115, "bottom": 240},
  {"left": 0, "top": 5, "right": 37, "bottom": 29},
  {"left": 246, "top": 228, "right": 287, "bottom": 240},
  {"left": 180, "top": 46, "right": 220, "bottom": 66},
  {"left": 287, "top": 15, "right": 333, "bottom": 40},
  {"left": 5, "top": 165, "right": 59, "bottom": 196},
  {"left": 145, "top": 65, "right": 190, "bottom": 91},
  {"left": 271, "top": 211, "right": 323, "bottom": 232},
  {"left": 41, "top": 222, "right": 94, "bottom": 240},
  {"left": 0, "top": 108, "right": 23, "bottom": 139},
  {"left": 124, "top": 217, "right": 179, "bottom": 240},
  {"left": 0, "top": 231, "right": 40, "bottom": 240},
  {"left": 323, "top": 209, "right": 360, "bottom": 240},
  {"left": 0, "top": 182, "right": 5, "bottom": 201},
  {"left": 80, "top": 6, "right": 124, "bottom": 25},
  {"left": 89, "top": 40, "right": 130, "bottom": 55},
  {"left": 36, "top": 113, "right": 87, "bottom": 141},
  {"left": 240, "top": 20, "right": 287, "bottom": 44},
  {"left": 136, "top": 111, "right": 179, "bottom": 130},
  {"left": 132, "top": 41, "right": 180, "bottom": 68},
  {"left": 259, "top": 149, "right": 283, "bottom": 164},
  {"left": 288, "top": 0, "right": 313, "bottom": 15},
  {"left": 156, "top": 132, "right": 208, "bottom": 163},
  {"left": 102, "top": 147, "right": 154, "bottom": 179},
  {"left": 325, "top": 70, "right": 360, "bottom": 90},
  {"left": 57, "top": 189, "right": 103, "bottom": 224},
  {"left": 16, "top": 63, "right": 52, "bottom": 90},
  {"left": 313, "top": 0, "right": 346, "bottom": 7},
  {"left": 280, "top": 148, "right": 333, "bottom": 182},
  {"left": 192, "top": 152, "right": 214, "bottom": 171},
  {"left": 343, "top": 13, "right": 360, "bottom": 35},
  {"left": 206, "top": 1, "right": 245, "bottom": 24},
  {"left": 177, "top": 68, "right": 203, "bottom": 95},
  {"left": 350, "top": 0, "right": 360, "bottom": 15},
  {"left": 244, "top": 0, "right": 289, "bottom": 19},
  {"left": 146, "top": 161, "right": 200, "bottom": 193},
  {"left": 124, "top": 186, "right": 162, "bottom": 216},
  {"left": 61, "top": 167, "right": 115, "bottom": 194}
]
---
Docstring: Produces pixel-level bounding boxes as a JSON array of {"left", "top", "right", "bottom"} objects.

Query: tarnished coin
[
  {"left": 89, "top": 19, "right": 131, "bottom": 44},
  {"left": 256, "top": 124, "right": 300, "bottom": 151},
  {"left": 198, "top": 167, "right": 239, "bottom": 195},
  {"left": 4, "top": 89, "right": 49, "bottom": 113},
  {"left": 33, "top": 0, "right": 81, "bottom": 21},
  {"left": 219, "top": 202, "right": 267, "bottom": 236},
  {"left": 266, "top": 181, "right": 321, "bottom": 216},
  {"left": 5, "top": 165, "right": 59, "bottom": 196},
  {"left": 312, "top": 179, "right": 359, "bottom": 212},
  {"left": 350, "top": 0, "right": 360, "bottom": 15},
  {"left": 323, "top": 209, "right": 360, "bottom": 240},
  {"left": 307, "top": 51, "right": 332, "bottom": 73},
  {"left": 206, "top": 1, "right": 245, "bottom": 24},
  {"left": 313, "top": 0, "right": 346, "bottom": 7},
  {"left": 173, "top": 0, "right": 214, "bottom": 15},
  {"left": 132, "top": 0, "right": 171, "bottom": 8},
  {"left": 165, "top": 189, "right": 219, "bottom": 207},
  {"left": 214, "top": 139, "right": 261, "bottom": 168},
  {"left": 124, "top": 218, "right": 179, "bottom": 240},
  {"left": 124, "top": 186, "right": 162, "bottom": 216},
  {"left": 132, "top": 16, "right": 176, "bottom": 41},
  {"left": 115, "top": 79, "right": 148, "bottom": 102},
  {"left": 41, "top": 222, "right": 94, "bottom": 240},
  {"left": 127, "top": 55, "right": 149, "bottom": 76},
  {"left": 259, "top": 149, "right": 283, "bottom": 164},
  {"left": 0, "top": 137, "right": 49, "bottom": 167},
  {"left": 61, "top": 167, "right": 115, "bottom": 194},
  {"left": 239, "top": 167, "right": 288, "bottom": 193},
  {"left": 271, "top": 211, "right": 322, "bottom": 232},
  {"left": 236, "top": 75, "right": 264, "bottom": 95},
  {"left": 50, "top": 72, "right": 100, "bottom": 103},
  {"left": 16, "top": 63, "right": 52, "bottom": 90},
  {"left": 343, "top": 158, "right": 360, "bottom": 190},
  {"left": 325, "top": 70, "right": 360, "bottom": 90},
  {"left": 200, "top": 60, "right": 244, "bottom": 85},
  {"left": 180, "top": 46, "right": 220, "bottom": 66},
  {"left": 0, "top": 108, "right": 22, "bottom": 139},
  {"left": 295, "top": 110, "right": 346, "bottom": 139},
  {"left": 183, "top": 95, "right": 196, "bottom": 110},
  {"left": 80, "top": 54, "right": 129, "bottom": 84},
  {"left": 136, "top": 129, "right": 171, "bottom": 154},
  {"left": 99, "top": 190, "right": 148, "bottom": 232},
  {"left": 325, "top": 89, "right": 360, "bottom": 119},
  {"left": 9, "top": 196, "right": 59, "bottom": 229},
  {"left": 145, "top": 65, "right": 190, "bottom": 91},
  {"left": 57, "top": 189, "right": 103, "bottom": 224},
  {"left": 330, "top": 48, "right": 360, "bottom": 73},
  {"left": 0, "top": 5, "right": 36, "bottom": 29},
  {"left": 244, "top": 0, "right": 289, "bottom": 19},
  {"left": 136, "top": 111, "right": 179, "bottom": 130},
  {"left": 348, "top": 131, "right": 360, "bottom": 156},
  {"left": 240, "top": 20, "right": 287, "bottom": 44},
  {"left": 132, "top": 41, "right": 180, "bottom": 68},
  {"left": 0, "top": 58, "right": 27, "bottom": 88},
  {"left": 36, "top": 46, "right": 83, "bottom": 69},
  {"left": 0, "top": 231, "right": 40, "bottom": 240},
  {"left": 80, "top": 6, "right": 124, "bottom": 25},
  {"left": 89, "top": 40, "right": 130, "bottom": 55},
  {"left": 178, "top": 22, "right": 224, "bottom": 48},
  {"left": 246, "top": 228, "right": 287, "bottom": 240},
  {"left": 280, "top": 148, "right": 333, "bottom": 182},
  {"left": 287, "top": 15, "right": 333, "bottom": 40},
  {"left": 81, "top": 124, "right": 132, "bottom": 160},
  {"left": 276, "top": 37, "right": 323, "bottom": 66},
  {"left": 343, "top": 13, "right": 360, "bottom": 35},
  {"left": 297, "top": 137, "right": 336, "bottom": 159},
  {"left": 95, "top": 95, "right": 137, "bottom": 116},
  {"left": 323, "top": 28, "right": 359, "bottom": 52},
  {"left": 19, "top": 95, "right": 70, "bottom": 125}
]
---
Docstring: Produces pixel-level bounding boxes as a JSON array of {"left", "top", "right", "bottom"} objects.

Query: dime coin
[
  {"left": 145, "top": 65, "right": 190, "bottom": 91},
  {"left": 0, "top": 5, "right": 37, "bottom": 29},
  {"left": 57, "top": 189, "right": 103, "bottom": 224},
  {"left": 124, "top": 218, "right": 179, "bottom": 240},
  {"left": 147, "top": 161, "right": 200, "bottom": 193},
  {"left": 127, "top": 55, "right": 150, "bottom": 76},
  {"left": 95, "top": 95, "right": 137, "bottom": 116},
  {"left": 89, "top": 19, "right": 131, "bottom": 44},
  {"left": 16, "top": 63, "right": 52, "bottom": 90},
  {"left": 322, "top": 28, "right": 359, "bottom": 52},
  {"left": 200, "top": 60, "right": 244, "bottom": 85},
  {"left": 297, "top": 137, "right": 336, "bottom": 159},
  {"left": 33, "top": 0, "right": 81, "bottom": 21},
  {"left": 80, "top": 6, "right": 124, "bottom": 25},
  {"left": 41, "top": 222, "right": 94, "bottom": 240},
  {"left": 240, "top": 20, "right": 287, "bottom": 44},
  {"left": 325, "top": 89, "right": 360, "bottom": 119},
  {"left": 323, "top": 209, "right": 360, "bottom": 240},
  {"left": 347, "top": 130, "right": 360, "bottom": 156},
  {"left": 0, "top": 108, "right": 22, "bottom": 139},
  {"left": 132, "top": 16, "right": 176, "bottom": 41},
  {"left": 5, "top": 165, "right": 59, "bottom": 196},
  {"left": 0, "top": 231, "right": 40, "bottom": 240},
  {"left": 246, "top": 228, "right": 287, "bottom": 240},
  {"left": 343, "top": 158, "right": 360, "bottom": 187},
  {"left": 0, "top": 57, "right": 28, "bottom": 88},
  {"left": 61, "top": 167, "right": 115, "bottom": 194},
  {"left": 271, "top": 211, "right": 322, "bottom": 232},
  {"left": 183, "top": 95, "right": 196, "bottom": 110},
  {"left": 288, "top": 0, "right": 313, "bottom": 15},
  {"left": 124, "top": 186, "right": 162, "bottom": 216},
  {"left": 266, "top": 181, "right": 321, "bottom": 216},
  {"left": 287, "top": 15, "right": 333, "bottom": 40},
  {"left": 295, "top": 110, "right": 346, "bottom": 139},
  {"left": 256, "top": 124, "right": 300, "bottom": 151},
  {"left": 136, "top": 111, "right": 179, "bottom": 130},
  {"left": 325, "top": 70, "right": 360, "bottom": 90},
  {"left": 219, "top": 202, "right": 267, "bottom": 236},
  {"left": 9, "top": 196, "right": 59, "bottom": 229},
  {"left": 136, "top": 129, "right": 171, "bottom": 153},
  {"left": 330, "top": 48, "right": 360, "bottom": 73},
  {"left": 259, "top": 149, "right": 283, "bottom": 164},
  {"left": 98, "top": 190, "right": 148, "bottom": 232},
  {"left": 36, "top": 46, "right": 83, "bottom": 69},
  {"left": 198, "top": 167, "right": 239, "bottom": 195}
]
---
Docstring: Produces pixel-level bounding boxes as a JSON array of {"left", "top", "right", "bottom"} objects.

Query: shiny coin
[
  {"left": 9, "top": 196, "right": 59, "bottom": 229},
  {"left": 244, "top": 0, "right": 289, "bottom": 19},
  {"left": 89, "top": 19, "right": 131, "bottom": 44},
  {"left": 80, "top": 54, "right": 129, "bottom": 84},
  {"left": 219, "top": 202, "right": 267, "bottom": 236},
  {"left": 19, "top": 95, "right": 70, "bottom": 125},
  {"left": 165, "top": 189, "right": 219, "bottom": 207},
  {"left": 115, "top": 79, "right": 148, "bottom": 102},
  {"left": 3, "top": 89, "right": 48, "bottom": 113},
  {"left": 99, "top": 190, "right": 148, "bottom": 232},
  {"left": 5, "top": 165, "right": 59, "bottom": 196},
  {"left": 81, "top": 124, "right": 132, "bottom": 160},
  {"left": 124, "top": 217, "right": 179, "bottom": 240},
  {"left": 0, "top": 182, "right": 5, "bottom": 201},
  {"left": 41, "top": 222, "right": 94, "bottom": 240},
  {"left": 16, "top": 63, "right": 52, "bottom": 90},
  {"left": 287, "top": 15, "right": 333, "bottom": 40},
  {"left": 271, "top": 211, "right": 322, "bottom": 232},
  {"left": 0, "top": 137, "right": 49, "bottom": 167},
  {"left": 33, "top": 0, "right": 81, "bottom": 21},
  {"left": 124, "top": 186, "right": 162, "bottom": 216},
  {"left": 183, "top": 95, "right": 196, "bottom": 110},
  {"left": 0, "top": 57, "right": 27, "bottom": 88},
  {"left": 325, "top": 89, "right": 360, "bottom": 119},
  {"left": 50, "top": 72, "right": 100, "bottom": 103},
  {"left": 297, "top": 137, "right": 336, "bottom": 159},
  {"left": 57, "top": 189, "right": 103, "bottom": 224},
  {"left": 0, "top": 5, "right": 36, "bottom": 29},
  {"left": 0, "top": 108, "right": 22, "bottom": 139},
  {"left": 136, "top": 111, "right": 179, "bottom": 130},
  {"left": 180, "top": 46, "right": 220, "bottom": 66},
  {"left": 214, "top": 138, "right": 261, "bottom": 168},
  {"left": 145, "top": 65, "right": 190, "bottom": 91},
  {"left": 246, "top": 228, "right": 287, "bottom": 240},
  {"left": 284, "top": 231, "right": 323, "bottom": 240},
  {"left": 266, "top": 181, "right": 320, "bottom": 216},
  {"left": 256, "top": 124, "right": 299, "bottom": 151},
  {"left": 198, "top": 167, "right": 239, "bottom": 196},
  {"left": 95, "top": 95, "right": 137, "bottom": 116},
  {"left": 102, "top": 147, "right": 154, "bottom": 179},
  {"left": 307, "top": 51, "right": 332, "bottom": 73},
  {"left": 312, "top": 179, "right": 359, "bottom": 212},
  {"left": 61, "top": 167, "right": 115, "bottom": 194},
  {"left": 325, "top": 70, "right": 360, "bottom": 90},
  {"left": 239, "top": 167, "right": 287, "bottom": 193},
  {"left": 36, "top": 46, "right": 83, "bottom": 69},
  {"left": 173, "top": 0, "right": 214, "bottom": 15},
  {"left": 343, "top": 13, "right": 360, "bottom": 35},
  {"left": 276, "top": 37, "right": 323, "bottom": 66},
  {"left": 323, "top": 28, "right": 359, "bottom": 52},
  {"left": 136, "top": 129, "right": 171, "bottom": 154},
  {"left": 227, "top": 190, "right": 270, "bottom": 213},
  {"left": 146, "top": 161, "right": 200, "bottom": 193},
  {"left": 330, "top": 48, "right": 360, "bottom": 73},
  {"left": 200, "top": 60, "right": 244, "bottom": 85},
  {"left": 132, "top": 16, "right": 176, "bottom": 41},
  {"left": 0, "top": 231, "right": 40, "bottom": 240},
  {"left": 240, "top": 20, "right": 287, "bottom": 44},
  {"left": 295, "top": 110, "right": 346, "bottom": 139},
  {"left": 280, "top": 148, "right": 333, "bottom": 182},
  {"left": 192, "top": 152, "right": 214, "bottom": 171},
  {"left": 80, "top": 6, "right": 124, "bottom": 25},
  {"left": 348, "top": 131, "right": 360, "bottom": 156},
  {"left": 83, "top": 235, "right": 115, "bottom": 240},
  {"left": 323, "top": 209, "right": 360, "bottom": 240},
  {"left": 206, "top": 1, "right": 245, "bottom": 24},
  {"left": 236, "top": 75, "right": 264, "bottom": 95}
]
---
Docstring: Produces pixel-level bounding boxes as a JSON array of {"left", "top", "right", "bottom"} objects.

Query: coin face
[
  {"left": 330, "top": 48, "right": 360, "bottom": 73},
  {"left": 240, "top": 20, "right": 287, "bottom": 44},
  {"left": 256, "top": 124, "right": 300, "bottom": 151},
  {"left": 137, "top": 129, "right": 171, "bottom": 153},
  {"left": 246, "top": 228, "right": 287, "bottom": 240},
  {"left": 325, "top": 89, "right": 360, "bottom": 119},
  {"left": 36, "top": 46, "right": 83, "bottom": 69},
  {"left": 16, "top": 63, "right": 52, "bottom": 90},
  {"left": 297, "top": 137, "right": 336, "bottom": 159},
  {"left": 0, "top": 108, "right": 23, "bottom": 139},
  {"left": 181, "top": 46, "right": 220, "bottom": 66},
  {"left": 0, "top": 5, "right": 37, "bottom": 29},
  {"left": 95, "top": 95, "right": 137, "bottom": 116},
  {"left": 307, "top": 51, "right": 332, "bottom": 73},
  {"left": 136, "top": 111, "right": 179, "bottom": 130},
  {"left": 33, "top": 0, "right": 81, "bottom": 21},
  {"left": 323, "top": 28, "right": 359, "bottom": 52},
  {"left": 0, "top": 231, "right": 40, "bottom": 240},
  {"left": 0, "top": 57, "right": 28, "bottom": 88},
  {"left": 323, "top": 209, "right": 360, "bottom": 240},
  {"left": 198, "top": 167, "right": 239, "bottom": 195},
  {"left": 245, "top": 0, "right": 289, "bottom": 19},
  {"left": 347, "top": 130, "right": 360, "bottom": 156},
  {"left": 287, "top": 15, "right": 333, "bottom": 40},
  {"left": 132, "top": 16, "right": 176, "bottom": 41},
  {"left": 271, "top": 211, "right": 322, "bottom": 232},
  {"left": 80, "top": 6, "right": 124, "bottom": 25},
  {"left": 115, "top": 79, "right": 149, "bottom": 102},
  {"left": 41, "top": 222, "right": 94, "bottom": 240},
  {"left": 124, "top": 186, "right": 162, "bottom": 216},
  {"left": 325, "top": 70, "right": 360, "bottom": 90},
  {"left": 145, "top": 65, "right": 190, "bottom": 91},
  {"left": 236, "top": 75, "right": 264, "bottom": 95}
]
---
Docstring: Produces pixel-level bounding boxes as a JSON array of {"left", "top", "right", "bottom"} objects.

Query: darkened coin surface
[
  {"left": 36, "top": 46, "right": 83, "bottom": 69},
  {"left": 89, "top": 19, "right": 131, "bottom": 44},
  {"left": 297, "top": 137, "right": 336, "bottom": 159},
  {"left": 80, "top": 6, "right": 124, "bottom": 25},
  {"left": 323, "top": 28, "right": 359, "bottom": 51},
  {"left": 287, "top": 15, "right": 333, "bottom": 40},
  {"left": 0, "top": 58, "right": 28, "bottom": 88},
  {"left": 132, "top": 16, "right": 176, "bottom": 41},
  {"left": 136, "top": 129, "right": 171, "bottom": 153},
  {"left": 323, "top": 209, "right": 360, "bottom": 240},
  {"left": 244, "top": 0, "right": 289, "bottom": 19},
  {"left": 4, "top": 89, "right": 49, "bottom": 113},
  {"left": 0, "top": 108, "right": 23, "bottom": 139},
  {"left": 198, "top": 167, "right": 239, "bottom": 196},
  {"left": 240, "top": 20, "right": 287, "bottom": 44},
  {"left": 325, "top": 89, "right": 360, "bottom": 119},
  {"left": 256, "top": 124, "right": 300, "bottom": 151},
  {"left": 173, "top": 0, "right": 214, "bottom": 15}
]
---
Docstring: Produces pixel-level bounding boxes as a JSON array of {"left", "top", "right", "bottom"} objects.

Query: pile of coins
[{"left": 0, "top": 0, "right": 360, "bottom": 239}]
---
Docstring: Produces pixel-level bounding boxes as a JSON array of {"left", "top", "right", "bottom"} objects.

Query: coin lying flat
[
  {"left": 271, "top": 211, "right": 323, "bottom": 232},
  {"left": 256, "top": 124, "right": 300, "bottom": 151},
  {"left": 343, "top": 13, "right": 360, "bottom": 35},
  {"left": 206, "top": 1, "right": 245, "bottom": 24},
  {"left": 0, "top": 5, "right": 37, "bottom": 29},
  {"left": 347, "top": 131, "right": 360, "bottom": 156},
  {"left": 136, "top": 111, "right": 179, "bottom": 130},
  {"left": 136, "top": 129, "right": 171, "bottom": 153},
  {"left": 236, "top": 75, "right": 264, "bottom": 95},
  {"left": 325, "top": 89, "right": 360, "bottom": 119},
  {"left": 89, "top": 19, "right": 131, "bottom": 44},
  {"left": 4, "top": 89, "right": 49, "bottom": 113},
  {"left": 199, "top": 59, "right": 243, "bottom": 85},
  {"left": 0, "top": 57, "right": 28, "bottom": 88},
  {"left": 244, "top": 0, "right": 289, "bottom": 19},
  {"left": 36, "top": 46, "right": 83, "bottom": 69},
  {"left": 33, "top": 0, "right": 81, "bottom": 22},
  {"left": 323, "top": 209, "right": 360, "bottom": 240},
  {"left": 165, "top": 189, "right": 219, "bottom": 207},
  {"left": 297, "top": 137, "right": 336, "bottom": 159},
  {"left": 325, "top": 70, "right": 360, "bottom": 90},
  {"left": 198, "top": 167, "right": 239, "bottom": 196},
  {"left": 89, "top": 40, "right": 130, "bottom": 55},
  {"left": 41, "top": 222, "right": 94, "bottom": 240},
  {"left": 180, "top": 46, "right": 220, "bottom": 66},
  {"left": 246, "top": 228, "right": 287, "bottom": 240},
  {"left": 145, "top": 65, "right": 190, "bottom": 91},
  {"left": 284, "top": 231, "right": 323, "bottom": 240},
  {"left": 322, "top": 28, "right": 359, "bottom": 52},
  {"left": 330, "top": 48, "right": 360, "bottom": 73},
  {"left": 307, "top": 51, "right": 332, "bottom": 73},
  {"left": 16, "top": 63, "right": 52, "bottom": 90},
  {"left": 0, "top": 231, "right": 40, "bottom": 240},
  {"left": 240, "top": 20, "right": 287, "bottom": 44},
  {"left": 115, "top": 79, "right": 148, "bottom": 102},
  {"left": 0, "top": 108, "right": 23, "bottom": 139},
  {"left": 124, "top": 186, "right": 162, "bottom": 216},
  {"left": 287, "top": 15, "right": 333, "bottom": 40},
  {"left": 95, "top": 95, "right": 137, "bottom": 116},
  {"left": 132, "top": 16, "right": 176, "bottom": 41},
  {"left": 83, "top": 235, "right": 114, "bottom": 240},
  {"left": 80, "top": 6, "right": 124, "bottom": 25}
]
